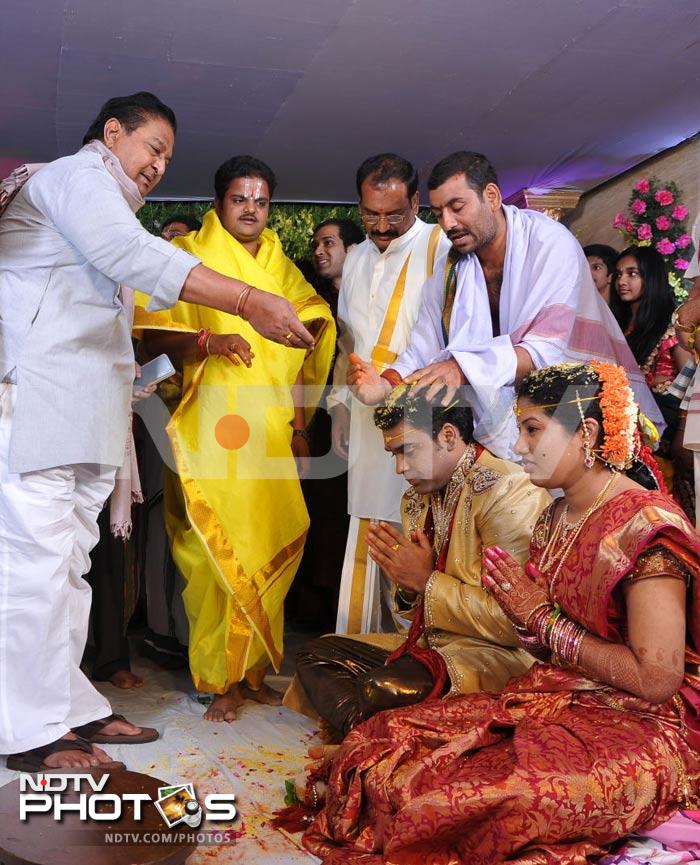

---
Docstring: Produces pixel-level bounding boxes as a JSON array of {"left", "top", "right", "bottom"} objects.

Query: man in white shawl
[{"left": 349, "top": 151, "right": 663, "bottom": 456}]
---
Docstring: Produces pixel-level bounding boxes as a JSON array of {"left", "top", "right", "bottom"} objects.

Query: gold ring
[
  {"left": 285, "top": 332, "right": 294, "bottom": 342},
  {"left": 390, "top": 543, "right": 400, "bottom": 552}
]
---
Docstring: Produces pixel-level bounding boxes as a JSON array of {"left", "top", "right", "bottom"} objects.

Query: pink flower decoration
[
  {"left": 676, "top": 234, "right": 692, "bottom": 250},
  {"left": 672, "top": 204, "right": 689, "bottom": 221},
  {"left": 631, "top": 198, "right": 647, "bottom": 215},
  {"left": 613, "top": 211, "right": 629, "bottom": 229},
  {"left": 674, "top": 258, "right": 690, "bottom": 271},
  {"left": 655, "top": 189, "right": 674, "bottom": 206},
  {"left": 655, "top": 215, "right": 672, "bottom": 231},
  {"left": 656, "top": 238, "right": 676, "bottom": 255},
  {"left": 637, "top": 223, "right": 653, "bottom": 241},
  {"left": 634, "top": 178, "right": 650, "bottom": 193}
]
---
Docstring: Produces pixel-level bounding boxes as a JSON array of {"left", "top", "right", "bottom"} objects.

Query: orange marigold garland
[{"left": 589, "top": 360, "right": 637, "bottom": 471}]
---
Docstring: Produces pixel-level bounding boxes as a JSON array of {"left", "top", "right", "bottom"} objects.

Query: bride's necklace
[{"left": 539, "top": 473, "right": 620, "bottom": 598}]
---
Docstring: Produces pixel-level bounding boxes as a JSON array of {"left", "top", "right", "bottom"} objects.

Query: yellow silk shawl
[{"left": 134, "top": 210, "right": 335, "bottom": 691}]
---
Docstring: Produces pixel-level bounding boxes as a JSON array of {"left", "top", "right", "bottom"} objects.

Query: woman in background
[{"left": 614, "top": 245, "right": 692, "bottom": 501}]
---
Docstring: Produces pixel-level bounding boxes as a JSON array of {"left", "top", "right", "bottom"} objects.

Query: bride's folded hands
[{"left": 482, "top": 547, "right": 549, "bottom": 630}]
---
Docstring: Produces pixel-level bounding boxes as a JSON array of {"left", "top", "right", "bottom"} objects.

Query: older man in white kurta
[
  {"left": 327, "top": 154, "right": 448, "bottom": 634},
  {"left": 0, "top": 141, "right": 198, "bottom": 764},
  {"left": 0, "top": 95, "right": 313, "bottom": 769}
]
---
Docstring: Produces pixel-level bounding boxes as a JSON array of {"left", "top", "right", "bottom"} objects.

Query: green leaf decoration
[{"left": 284, "top": 777, "right": 299, "bottom": 806}]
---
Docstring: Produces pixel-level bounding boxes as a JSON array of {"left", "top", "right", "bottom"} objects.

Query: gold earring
[{"left": 575, "top": 390, "right": 595, "bottom": 469}]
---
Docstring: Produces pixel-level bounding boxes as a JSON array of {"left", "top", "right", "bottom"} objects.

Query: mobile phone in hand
[{"left": 133, "top": 354, "right": 175, "bottom": 392}]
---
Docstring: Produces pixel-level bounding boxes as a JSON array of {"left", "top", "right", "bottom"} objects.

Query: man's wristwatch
[{"left": 292, "top": 428, "right": 310, "bottom": 442}]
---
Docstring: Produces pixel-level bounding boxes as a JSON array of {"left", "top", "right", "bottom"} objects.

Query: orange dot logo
[{"left": 215, "top": 414, "right": 250, "bottom": 450}]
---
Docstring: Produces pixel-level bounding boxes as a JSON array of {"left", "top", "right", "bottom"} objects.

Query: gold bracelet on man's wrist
[{"left": 672, "top": 306, "right": 697, "bottom": 333}]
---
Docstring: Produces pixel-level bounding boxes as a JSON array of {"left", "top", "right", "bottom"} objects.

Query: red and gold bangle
[
  {"left": 381, "top": 369, "right": 402, "bottom": 387},
  {"left": 549, "top": 616, "right": 586, "bottom": 667},
  {"left": 196, "top": 328, "right": 211, "bottom": 354},
  {"left": 528, "top": 605, "right": 553, "bottom": 644},
  {"left": 524, "top": 602, "right": 552, "bottom": 632}
]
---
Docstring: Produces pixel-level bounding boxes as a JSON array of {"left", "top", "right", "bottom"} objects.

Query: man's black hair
[
  {"left": 583, "top": 244, "right": 618, "bottom": 276},
  {"left": 214, "top": 155, "right": 277, "bottom": 200},
  {"left": 313, "top": 218, "right": 365, "bottom": 249},
  {"left": 427, "top": 151, "right": 499, "bottom": 196},
  {"left": 374, "top": 386, "right": 474, "bottom": 443},
  {"left": 355, "top": 153, "right": 418, "bottom": 199},
  {"left": 82, "top": 92, "right": 177, "bottom": 145},
  {"left": 161, "top": 213, "right": 202, "bottom": 233}
]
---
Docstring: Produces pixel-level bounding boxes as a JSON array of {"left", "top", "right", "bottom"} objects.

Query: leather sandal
[
  {"left": 72, "top": 713, "right": 159, "bottom": 744},
  {"left": 7, "top": 735, "right": 126, "bottom": 773}
]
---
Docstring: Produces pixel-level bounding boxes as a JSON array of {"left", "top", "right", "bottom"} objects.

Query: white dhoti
[{"left": 0, "top": 383, "right": 115, "bottom": 755}]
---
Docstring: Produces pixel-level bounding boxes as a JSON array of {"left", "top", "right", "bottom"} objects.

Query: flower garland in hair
[
  {"left": 374, "top": 381, "right": 460, "bottom": 429},
  {"left": 589, "top": 360, "right": 637, "bottom": 470}
]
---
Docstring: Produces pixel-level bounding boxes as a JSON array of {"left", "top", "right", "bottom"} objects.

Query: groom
[{"left": 290, "top": 385, "right": 549, "bottom": 740}]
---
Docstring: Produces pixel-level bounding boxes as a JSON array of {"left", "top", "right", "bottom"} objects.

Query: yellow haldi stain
[{"left": 215, "top": 414, "right": 250, "bottom": 450}]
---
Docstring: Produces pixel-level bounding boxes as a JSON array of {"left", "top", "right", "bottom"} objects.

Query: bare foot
[
  {"left": 305, "top": 743, "right": 339, "bottom": 771},
  {"left": 239, "top": 681, "right": 282, "bottom": 706},
  {"left": 109, "top": 670, "right": 144, "bottom": 689},
  {"left": 204, "top": 686, "right": 245, "bottom": 722},
  {"left": 291, "top": 743, "right": 337, "bottom": 805},
  {"left": 43, "top": 733, "right": 118, "bottom": 770},
  {"left": 294, "top": 772, "right": 326, "bottom": 805}
]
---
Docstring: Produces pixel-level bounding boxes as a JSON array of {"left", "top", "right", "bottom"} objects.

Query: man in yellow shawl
[{"left": 136, "top": 156, "right": 335, "bottom": 720}]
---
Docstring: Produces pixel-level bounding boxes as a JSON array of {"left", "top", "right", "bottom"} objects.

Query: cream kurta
[
  {"left": 328, "top": 218, "right": 450, "bottom": 522},
  {"left": 397, "top": 449, "right": 550, "bottom": 694},
  {"left": 285, "top": 449, "right": 550, "bottom": 718}
]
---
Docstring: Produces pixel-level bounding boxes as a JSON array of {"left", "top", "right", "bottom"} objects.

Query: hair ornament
[{"left": 587, "top": 360, "right": 637, "bottom": 471}]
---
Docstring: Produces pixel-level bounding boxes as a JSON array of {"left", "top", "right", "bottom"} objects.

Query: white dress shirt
[{"left": 0, "top": 148, "right": 199, "bottom": 472}]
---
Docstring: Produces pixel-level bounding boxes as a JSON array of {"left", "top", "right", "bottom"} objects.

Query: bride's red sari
[{"left": 303, "top": 490, "right": 700, "bottom": 865}]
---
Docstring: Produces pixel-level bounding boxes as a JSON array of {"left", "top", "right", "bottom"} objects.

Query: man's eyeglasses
[{"left": 359, "top": 209, "right": 409, "bottom": 226}]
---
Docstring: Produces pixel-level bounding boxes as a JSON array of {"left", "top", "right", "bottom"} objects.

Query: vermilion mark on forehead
[{"left": 241, "top": 178, "right": 265, "bottom": 199}]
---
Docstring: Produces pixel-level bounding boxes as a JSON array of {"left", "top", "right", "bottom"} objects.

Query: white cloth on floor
[{"left": 0, "top": 383, "right": 115, "bottom": 754}]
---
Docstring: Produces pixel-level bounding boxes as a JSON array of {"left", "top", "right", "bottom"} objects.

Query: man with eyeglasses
[{"left": 327, "top": 153, "right": 449, "bottom": 635}]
